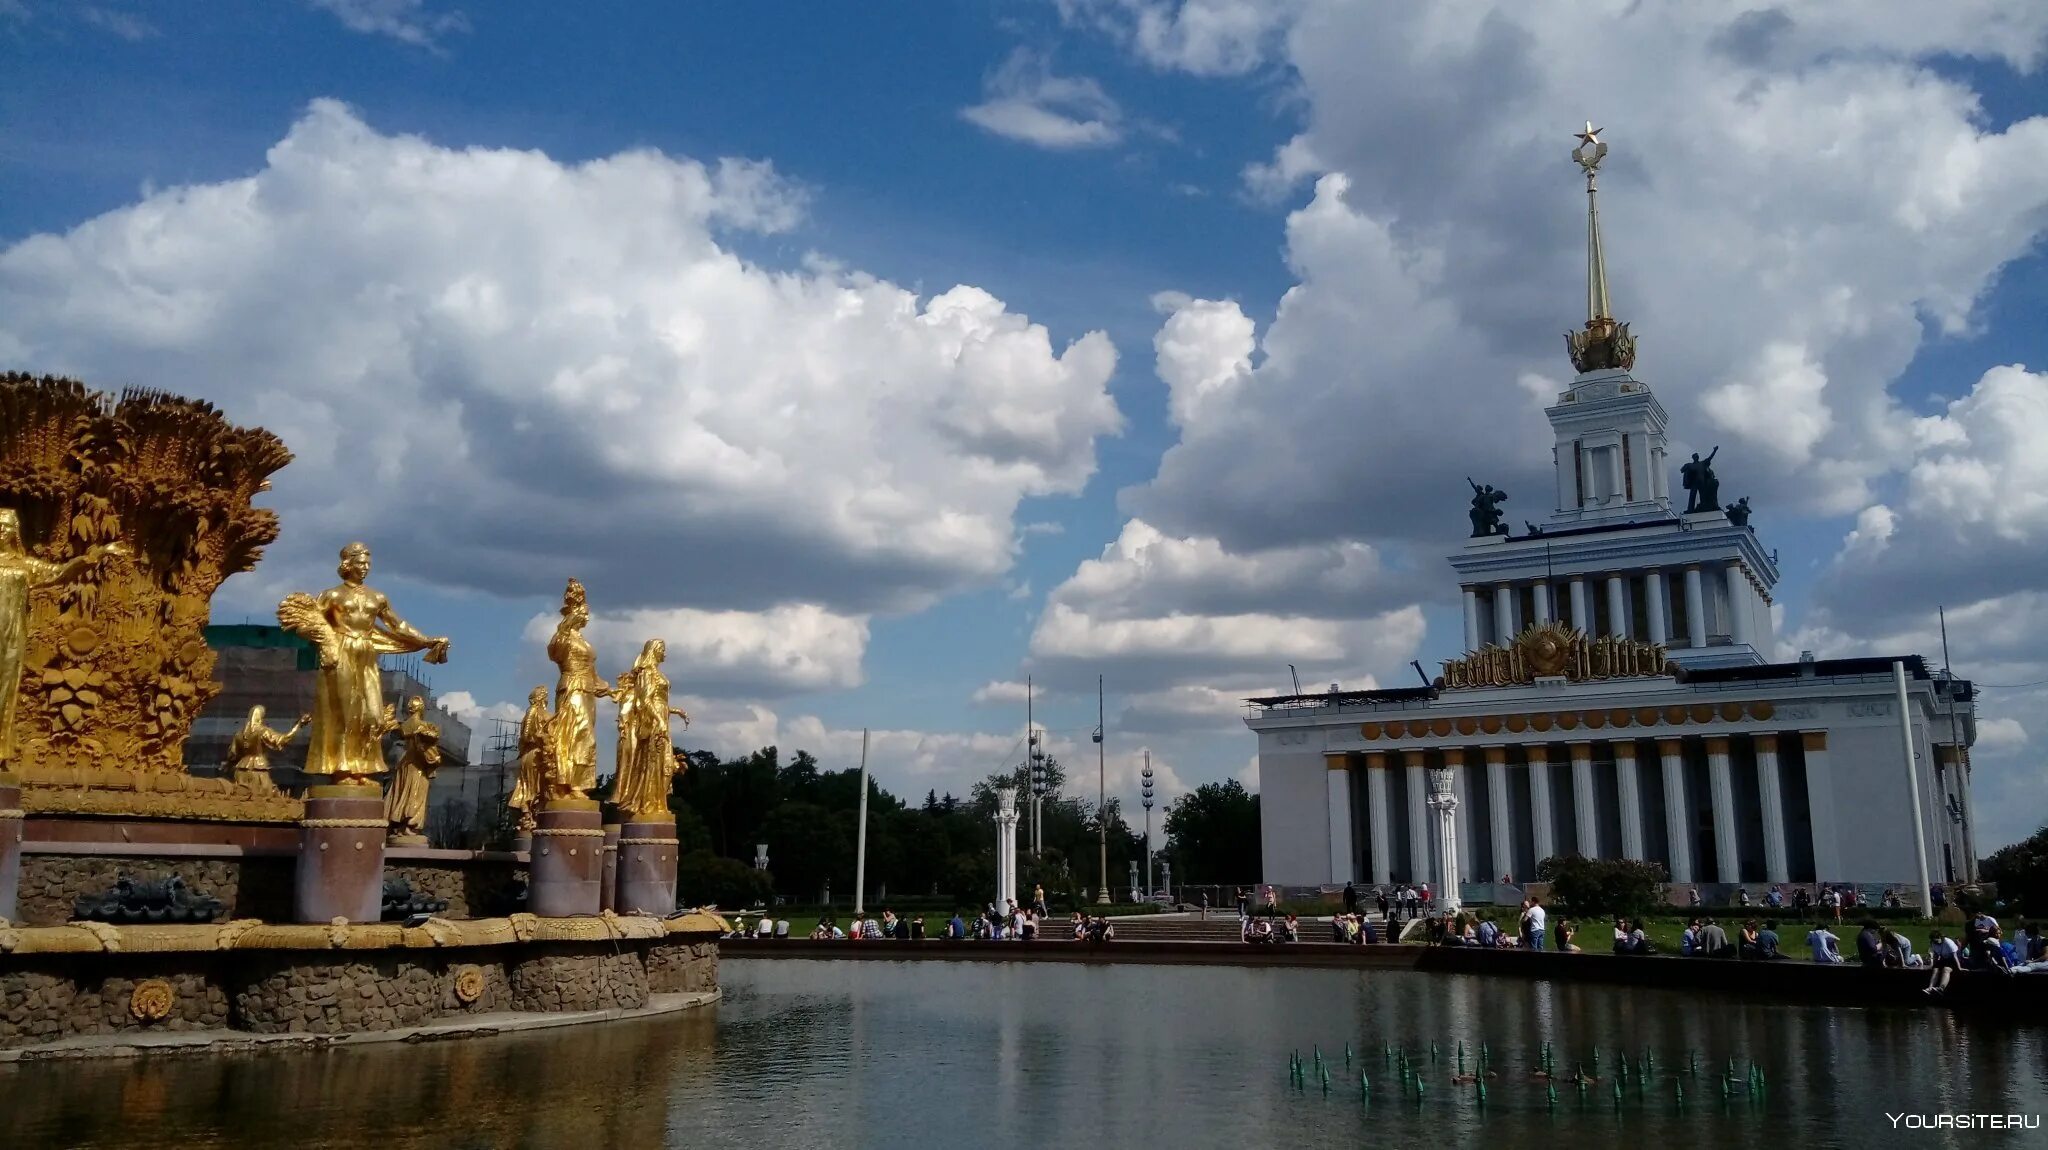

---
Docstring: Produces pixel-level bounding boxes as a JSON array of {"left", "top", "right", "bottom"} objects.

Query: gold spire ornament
[
  {"left": 1565, "top": 121, "right": 1637, "bottom": 373},
  {"left": 277, "top": 543, "right": 450, "bottom": 787}
]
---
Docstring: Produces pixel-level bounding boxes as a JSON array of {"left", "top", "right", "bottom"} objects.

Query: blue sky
[{"left": 5, "top": 1, "right": 2048, "bottom": 846}]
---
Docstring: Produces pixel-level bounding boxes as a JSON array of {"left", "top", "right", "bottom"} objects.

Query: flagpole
[
  {"left": 1097, "top": 674, "right": 1110, "bottom": 905},
  {"left": 853, "top": 727, "right": 870, "bottom": 918}
]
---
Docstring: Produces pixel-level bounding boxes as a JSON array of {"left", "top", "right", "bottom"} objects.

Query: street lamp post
[
  {"left": 1141, "top": 753, "right": 1155, "bottom": 901},
  {"left": 1096, "top": 675, "right": 1110, "bottom": 905}
]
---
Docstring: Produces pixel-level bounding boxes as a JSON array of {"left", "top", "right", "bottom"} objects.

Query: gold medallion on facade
[
  {"left": 129, "top": 978, "right": 175, "bottom": 1022},
  {"left": 453, "top": 965, "right": 486, "bottom": 1004}
]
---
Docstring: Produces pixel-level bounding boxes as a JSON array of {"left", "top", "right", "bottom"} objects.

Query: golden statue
[
  {"left": 543, "top": 578, "right": 608, "bottom": 800},
  {"left": 614, "top": 639, "right": 689, "bottom": 820},
  {"left": 508, "top": 686, "right": 552, "bottom": 833},
  {"left": 278, "top": 543, "right": 450, "bottom": 787},
  {"left": 0, "top": 509, "right": 124, "bottom": 770},
  {"left": 612, "top": 666, "right": 640, "bottom": 803},
  {"left": 384, "top": 696, "right": 443, "bottom": 843},
  {"left": 222, "top": 705, "right": 309, "bottom": 793},
  {"left": 0, "top": 375, "right": 291, "bottom": 796}
]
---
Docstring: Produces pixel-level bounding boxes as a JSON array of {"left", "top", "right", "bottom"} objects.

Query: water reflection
[{"left": 6, "top": 960, "right": 2046, "bottom": 1148}]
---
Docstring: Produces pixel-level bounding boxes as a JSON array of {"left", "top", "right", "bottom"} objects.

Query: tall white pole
[
  {"left": 1097, "top": 674, "right": 1110, "bottom": 905},
  {"left": 853, "top": 727, "right": 870, "bottom": 917},
  {"left": 1894, "top": 662, "right": 1933, "bottom": 916},
  {"left": 1026, "top": 675, "right": 1037, "bottom": 856}
]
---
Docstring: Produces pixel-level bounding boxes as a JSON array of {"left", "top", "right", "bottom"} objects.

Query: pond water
[{"left": 7, "top": 959, "right": 2046, "bottom": 1148}]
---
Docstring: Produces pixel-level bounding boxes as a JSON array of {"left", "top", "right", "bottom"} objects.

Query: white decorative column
[
  {"left": 1445, "top": 748, "right": 1473, "bottom": 882},
  {"left": 1659, "top": 738, "right": 1693, "bottom": 883},
  {"left": 1606, "top": 574, "right": 1630, "bottom": 639},
  {"left": 1484, "top": 746, "right": 1513, "bottom": 881},
  {"left": 1494, "top": 585, "right": 1517, "bottom": 643},
  {"left": 1405, "top": 750, "right": 1430, "bottom": 885},
  {"left": 994, "top": 786, "right": 1019, "bottom": 906},
  {"left": 1706, "top": 736, "right": 1739, "bottom": 883},
  {"left": 1725, "top": 564, "right": 1752, "bottom": 649},
  {"left": 1326, "top": 753, "right": 1356, "bottom": 884},
  {"left": 1753, "top": 734, "right": 1789, "bottom": 883},
  {"left": 1644, "top": 568, "right": 1668, "bottom": 647},
  {"left": 1532, "top": 583, "right": 1553, "bottom": 625},
  {"left": 1683, "top": 566, "right": 1707, "bottom": 649},
  {"left": 1569, "top": 742, "right": 1598, "bottom": 857},
  {"left": 1802, "top": 732, "right": 1841, "bottom": 882},
  {"left": 1526, "top": 745, "right": 1557, "bottom": 865},
  {"left": 1614, "top": 740, "right": 1646, "bottom": 861},
  {"left": 1365, "top": 752, "right": 1393, "bottom": 886},
  {"left": 1463, "top": 587, "right": 1482, "bottom": 653},
  {"left": 1427, "top": 766, "right": 1463, "bottom": 915},
  {"left": 1569, "top": 578, "right": 1590, "bottom": 632}
]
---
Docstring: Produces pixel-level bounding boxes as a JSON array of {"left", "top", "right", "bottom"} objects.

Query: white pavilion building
[{"left": 1246, "top": 127, "right": 1979, "bottom": 903}]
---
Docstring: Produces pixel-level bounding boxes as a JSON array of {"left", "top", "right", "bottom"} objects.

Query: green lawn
[
  {"left": 722, "top": 908, "right": 1151, "bottom": 939},
  {"left": 1436, "top": 912, "right": 1940, "bottom": 958}
]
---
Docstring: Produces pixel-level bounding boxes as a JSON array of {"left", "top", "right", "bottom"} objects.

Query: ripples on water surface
[{"left": 7, "top": 959, "right": 2047, "bottom": 1148}]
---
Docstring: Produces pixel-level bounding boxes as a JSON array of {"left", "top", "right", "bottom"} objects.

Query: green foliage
[
  {"left": 676, "top": 850, "right": 774, "bottom": 909},
  {"left": 1163, "top": 779, "right": 1260, "bottom": 884},
  {"left": 1534, "top": 855, "right": 1669, "bottom": 918},
  {"left": 1980, "top": 827, "right": 2048, "bottom": 913}
]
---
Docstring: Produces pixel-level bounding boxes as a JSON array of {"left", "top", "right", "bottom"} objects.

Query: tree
[
  {"left": 677, "top": 850, "right": 773, "bottom": 909},
  {"left": 1163, "top": 780, "right": 1260, "bottom": 883},
  {"left": 1535, "top": 856, "right": 1668, "bottom": 918},
  {"left": 1982, "top": 826, "right": 2048, "bottom": 914}
]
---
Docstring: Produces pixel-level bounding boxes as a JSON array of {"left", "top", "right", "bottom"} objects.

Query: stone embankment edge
[{"left": 0, "top": 988, "right": 719, "bottom": 1063}]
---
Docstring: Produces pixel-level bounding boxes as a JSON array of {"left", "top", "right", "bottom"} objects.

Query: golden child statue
[
  {"left": 278, "top": 542, "right": 450, "bottom": 787},
  {"left": 543, "top": 578, "right": 608, "bottom": 800},
  {"left": 223, "top": 705, "right": 310, "bottom": 794},
  {"left": 0, "top": 508, "right": 124, "bottom": 769},
  {"left": 508, "top": 686, "right": 553, "bottom": 833},
  {"left": 616, "top": 639, "right": 689, "bottom": 820},
  {"left": 384, "top": 696, "right": 442, "bottom": 843}
]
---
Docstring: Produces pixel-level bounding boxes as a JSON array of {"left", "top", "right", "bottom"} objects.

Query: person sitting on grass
[
  {"left": 1807, "top": 923, "right": 1844, "bottom": 964},
  {"left": 1557, "top": 920, "right": 1580, "bottom": 953},
  {"left": 1613, "top": 917, "right": 1634, "bottom": 954},
  {"left": 1475, "top": 915, "right": 1499, "bottom": 948},
  {"left": 1925, "top": 930, "right": 1961, "bottom": 994},
  {"left": 1680, "top": 919, "right": 1702, "bottom": 956},
  {"left": 1757, "top": 922, "right": 1783, "bottom": 958},
  {"left": 1698, "top": 917, "right": 1731, "bottom": 959},
  {"left": 1739, "top": 920, "right": 1766, "bottom": 959}
]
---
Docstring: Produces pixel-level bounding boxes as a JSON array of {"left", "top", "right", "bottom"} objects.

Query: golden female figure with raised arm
[
  {"left": 544, "top": 579, "right": 608, "bottom": 800},
  {"left": 611, "top": 666, "right": 640, "bottom": 804},
  {"left": 617, "top": 639, "right": 689, "bottom": 820},
  {"left": 223, "top": 705, "right": 309, "bottom": 794},
  {"left": 508, "top": 686, "right": 552, "bottom": 833},
  {"left": 277, "top": 542, "right": 449, "bottom": 786},
  {"left": 0, "top": 508, "right": 123, "bottom": 769}
]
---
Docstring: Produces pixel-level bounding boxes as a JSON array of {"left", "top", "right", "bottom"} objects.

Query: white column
[
  {"left": 1614, "top": 741, "right": 1646, "bottom": 861},
  {"left": 1683, "top": 566, "right": 1707, "bottom": 649},
  {"left": 1445, "top": 748, "right": 1472, "bottom": 882},
  {"left": 1526, "top": 745, "right": 1557, "bottom": 865},
  {"left": 1706, "top": 736, "right": 1739, "bottom": 884},
  {"left": 1606, "top": 574, "right": 1630, "bottom": 640},
  {"left": 1484, "top": 746, "right": 1513, "bottom": 881},
  {"left": 1802, "top": 732, "right": 1840, "bottom": 882},
  {"left": 995, "top": 788, "right": 1019, "bottom": 906},
  {"left": 1754, "top": 734, "right": 1789, "bottom": 884},
  {"left": 1405, "top": 751, "right": 1431, "bottom": 885},
  {"left": 1365, "top": 753, "right": 1393, "bottom": 886},
  {"left": 1462, "top": 587, "right": 1481, "bottom": 653},
  {"left": 1532, "top": 583, "right": 1553, "bottom": 625},
  {"left": 1644, "top": 568, "right": 1668, "bottom": 647},
  {"left": 1725, "top": 564, "right": 1752, "bottom": 649},
  {"left": 1660, "top": 738, "right": 1693, "bottom": 884},
  {"left": 1428, "top": 768, "right": 1463, "bottom": 914},
  {"left": 1569, "top": 579, "right": 1590, "bottom": 632},
  {"left": 1493, "top": 585, "right": 1516, "bottom": 644},
  {"left": 1326, "top": 754, "right": 1356, "bottom": 884},
  {"left": 1570, "top": 742, "right": 1598, "bottom": 858}
]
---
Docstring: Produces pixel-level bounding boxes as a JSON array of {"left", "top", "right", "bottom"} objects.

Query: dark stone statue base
[
  {"left": 529, "top": 801, "right": 604, "bottom": 917},
  {"left": 294, "top": 785, "right": 387, "bottom": 923},
  {"left": 615, "top": 817, "right": 680, "bottom": 916},
  {"left": 0, "top": 774, "right": 23, "bottom": 922},
  {"left": 600, "top": 823, "right": 620, "bottom": 913}
]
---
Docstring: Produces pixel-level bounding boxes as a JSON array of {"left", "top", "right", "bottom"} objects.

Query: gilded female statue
[
  {"left": 0, "top": 508, "right": 123, "bottom": 768},
  {"left": 278, "top": 542, "right": 449, "bottom": 785},
  {"left": 223, "top": 705, "right": 309, "bottom": 793},
  {"left": 385, "top": 696, "right": 442, "bottom": 842},
  {"left": 616, "top": 639, "right": 689, "bottom": 820},
  {"left": 611, "top": 667, "right": 639, "bottom": 803},
  {"left": 508, "top": 686, "right": 552, "bottom": 832},
  {"left": 544, "top": 578, "right": 608, "bottom": 799}
]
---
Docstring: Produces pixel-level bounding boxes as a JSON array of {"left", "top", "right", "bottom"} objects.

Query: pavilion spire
[{"left": 1564, "top": 121, "right": 1636, "bottom": 374}]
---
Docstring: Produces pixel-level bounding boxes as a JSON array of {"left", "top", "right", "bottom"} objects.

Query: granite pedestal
[
  {"left": 616, "top": 816, "right": 680, "bottom": 916},
  {"left": 600, "top": 823, "right": 620, "bottom": 912},
  {"left": 529, "top": 800, "right": 604, "bottom": 917},
  {"left": 294, "top": 784, "right": 387, "bottom": 923},
  {"left": 0, "top": 774, "right": 22, "bottom": 923}
]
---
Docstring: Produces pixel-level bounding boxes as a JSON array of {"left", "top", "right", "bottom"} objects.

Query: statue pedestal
[
  {"left": 529, "top": 800, "right": 604, "bottom": 917},
  {"left": 0, "top": 773, "right": 23, "bottom": 922},
  {"left": 616, "top": 817, "right": 680, "bottom": 915},
  {"left": 294, "top": 784, "right": 387, "bottom": 923},
  {"left": 599, "top": 823, "right": 621, "bottom": 912},
  {"left": 387, "top": 833, "right": 428, "bottom": 848}
]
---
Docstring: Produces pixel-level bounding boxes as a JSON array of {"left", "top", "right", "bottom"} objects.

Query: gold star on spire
[{"left": 1564, "top": 120, "right": 1635, "bottom": 374}]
